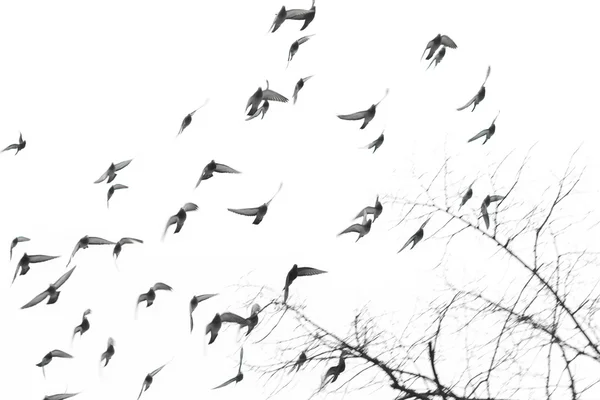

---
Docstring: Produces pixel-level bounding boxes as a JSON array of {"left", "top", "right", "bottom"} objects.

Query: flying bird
[
  {"left": 162, "top": 203, "right": 198, "bottom": 240},
  {"left": 338, "top": 88, "right": 389, "bottom": 130},
  {"left": 196, "top": 160, "right": 241, "bottom": 188},
  {"left": 100, "top": 337, "right": 115, "bottom": 367},
  {"left": 459, "top": 182, "right": 475, "bottom": 210},
  {"left": 189, "top": 293, "right": 218, "bottom": 332},
  {"left": 177, "top": 99, "right": 209, "bottom": 136},
  {"left": 219, "top": 304, "right": 262, "bottom": 336},
  {"left": 246, "top": 80, "right": 288, "bottom": 116},
  {"left": 113, "top": 237, "right": 143, "bottom": 260},
  {"left": 283, "top": 264, "right": 327, "bottom": 303},
  {"left": 2, "top": 132, "right": 26, "bottom": 155},
  {"left": 72, "top": 309, "right": 92, "bottom": 342},
  {"left": 137, "top": 364, "right": 167, "bottom": 400},
  {"left": 12, "top": 253, "right": 59, "bottom": 284},
  {"left": 36, "top": 350, "right": 73, "bottom": 378},
  {"left": 287, "top": 35, "right": 314, "bottom": 68},
  {"left": 107, "top": 184, "right": 128, "bottom": 208},
  {"left": 427, "top": 46, "right": 446, "bottom": 70},
  {"left": 321, "top": 350, "right": 348, "bottom": 389},
  {"left": 136, "top": 282, "right": 173, "bottom": 315},
  {"left": 213, "top": 347, "right": 244, "bottom": 389},
  {"left": 361, "top": 131, "right": 384, "bottom": 153},
  {"left": 481, "top": 194, "right": 505, "bottom": 229},
  {"left": 67, "top": 236, "right": 115, "bottom": 267},
  {"left": 10, "top": 236, "right": 30, "bottom": 260},
  {"left": 43, "top": 393, "right": 80, "bottom": 400},
  {"left": 245, "top": 100, "right": 269, "bottom": 121},
  {"left": 292, "top": 75, "right": 313, "bottom": 104},
  {"left": 228, "top": 182, "right": 283, "bottom": 225},
  {"left": 285, "top": 0, "right": 316, "bottom": 31},
  {"left": 269, "top": 6, "right": 287, "bottom": 33},
  {"left": 21, "top": 266, "right": 77, "bottom": 309},
  {"left": 338, "top": 210, "right": 372, "bottom": 242},
  {"left": 94, "top": 159, "right": 133, "bottom": 184},
  {"left": 422, "top": 34, "right": 457, "bottom": 60},
  {"left": 206, "top": 313, "right": 222, "bottom": 345},
  {"left": 398, "top": 217, "right": 431, "bottom": 253},
  {"left": 457, "top": 65, "right": 491, "bottom": 112},
  {"left": 354, "top": 196, "right": 383, "bottom": 222},
  {"left": 468, "top": 111, "right": 500, "bottom": 145}
]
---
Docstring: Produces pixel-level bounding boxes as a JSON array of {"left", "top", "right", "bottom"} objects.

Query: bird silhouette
[
  {"left": 213, "top": 347, "right": 244, "bottom": 389},
  {"left": 354, "top": 196, "right": 383, "bottom": 222},
  {"left": 136, "top": 282, "right": 173, "bottom": 316},
  {"left": 206, "top": 313, "right": 222, "bottom": 345},
  {"left": 287, "top": 35, "right": 314, "bottom": 68},
  {"left": 72, "top": 309, "right": 92, "bottom": 343},
  {"left": 36, "top": 350, "right": 73, "bottom": 378},
  {"left": 245, "top": 100, "right": 270, "bottom": 121},
  {"left": 321, "top": 350, "right": 348, "bottom": 388},
  {"left": 292, "top": 75, "right": 314, "bottom": 104},
  {"left": 21, "top": 266, "right": 77, "bottom": 309},
  {"left": 228, "top": 182, "right": 283, "bottom": 225},
  {"left": 422, "top": 34, "right": 457, "bottom": 60},
  {"left": 94, "top": 159, "right": 133, "bottom": 184},
  {"left": 338, "top": 210, "right": 372, "bottom": 242},
  {"left": 427, "top": 46, "right": 446, "bottom": 70},
  {"left": 137, "top": 364, "right": 167, "bottom": 400},
  {"left": 177, "top": 99, "right": 209, "bottom": 136},
  {"left": 283, "top": 264, "right": 327, "bottom": 303},
  {"left": 2, "top": 132, "right": 26, "bottom": 155},
  {"left": 246, "top": 80, "right": 288, "bottom": 116},
  {"left": 162, "top": 203, "right": 199, "bottom": 240},
  {"left": 338, "top": 88, "right": 389, "bottom": 129},
  {"left": 113, "top": 237, "right": 143, "bottom": 260},
  {"left": 292, "top": 351, "right": 307, "bottom": 372},
  {"left": 100, "top": 337, "right": 115, "bottom": 367},
  {"left": 361, "top": 131, "right": 384, "bottom": 153},
  {"left": 220, "top": 304, "right": 262, "bottom": 336},
  {"left": 285, "top": 0, "right": 316, "bottom": 31},
  {"left": 196, "top": 160, "right": 241, "bottom": 188},
  {"left": 13, "top": 253, "right": 60, "bottom": 284},
  {"left": 468, "top": 111, "right": 500, "bottom": 145},
  {"left": 269, "top": 6, "right": 287, "bottom": 33},
  {"left": 107, "top": 184, "right": 128, "bottom": 208},
  {"left": 481, "top": 194, "right": 504, "bottom": 229},
  {"left": 459, "top": 182, "right": 475, "bottom": 210},
  {"left": 398, "top": 217, "right": 431, "bottom": 253},
  {"left": 44, "top": 393, "right": 80, "bottom": 400},
  {"left": 189, "top": 293, "right": 218, "bottom": 332},
  {"left": 10, "top": 236, "right": 30, "bottom": 260},
  {"left": 67, "top": 236, "right": 115, "bottom": 267},
  {"left": 457, "top": 66, "right": 491, "bottom": 112}
]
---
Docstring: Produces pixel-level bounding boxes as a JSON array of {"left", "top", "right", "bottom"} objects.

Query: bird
[
  {"left": 136, "top": 282, "right": 173, "bottom": 315},
  {"left": 468, "top": 111, "right": 500, "bottom": 145},
  {"left": 353, "top": 196, "right": 383, "bottom": 222},
  {"left": 245, "top": 100, "right": 269, "bottom": 121},
  {"left": 113, "top": 237, "right": 143, "bottom": 260},
  {"left": 361, "top": 131, "right": 384, "bottom": 153},
  {"left": 421, "top": 34, "right": 457, "bottom": 60},
  {"left": 269, "top": 6, "right": 287, "bottom": 33},
  {"left": 72, "top": 309, "right": 92, "bottom": 343},
  {"left": 338, "top": 210, "right": 372, "bottom": 242},
  {"left": 220, "top": 305, "right": 260, "bottom": 336},
  {"left": 287, "top": 35, "right": 314, "bottom": 68},
  {"left": 2, "top": 132, "right": 26, "bottom": 155},
  {"left": 189, "top": 293, "right": 218, "bottom": 332},
  {"left": 206, "top": 313, "right": 222, "bottom": 345},
  {"left": 43, "top": 393, "right": 80, "bottom": 400},
  {"left": 107, "top": 184, "right": 128, "bottom": 208},
  {"left": 94, "top": 159, "right": 133, "bottom": 184},
  {"left": 338, "top": 88, "right": 389, "bottom": 129},
  {"left": 285, "top": 0, "right": 316, "bottom": 31},
  {"left": 36, "top": 350, "right": 73, "bottom": 378},
  {"left": 283, "top": 264, "right": 327, "bottom": 303},
  {"left": 100, "top": 337, "right": 115, "bottom": 367},
  {"left": 398, "top": 217, "right": 432, "bottom": 253},
  {"left": 427, "top": 46, "right": 446, "bottom": 70},
  {"left": 12, "top": 253, "right": 60, "bottom": 284},
  {"left": 196, "top": 160, "right": 241, "bottom": 188},
  {"left": 292, "top": 351, "right": 307, "bottom": 372},
  {"left": 213, "top": 347, "right": 244, "bottom": 389},
  {"left": 459, "top": 182, "right": 475, "bottom": 210},
  {"left": 321, "top": 350, "right": 348, "bottom": 388},
  {"left": 243, "top": 304, "right": 262, "bottom": 336},
  {"left": 481, "top": 194, "right": 505, "bottom": 229},
  {"left": 292, "top": 75, "right": 313, "bottom": 104},
  {"left": 228, "top": 182, "right": 283, "bottom": 225},
  {"left": 177, "top": 99, "right": 209, "bottom": 136},
  {"left": 21, "top": 266, "right": 77, "bottom": 309},
  {"left": 162, "top": 203, "right": 198, "bottom": 240},
  {"left": 246, "top": 80, "right": 288, "bottom": 116},
  {"left": 67, "top": 236, "right": 115, "bottom": 267},
  {"left": 457, "top": 65, "right": 491, "bottom": 112},
  {"left": 137, "top": 364, "right": 167, "bottom": 400},
  {"left": 10, "top": 236, "right": 30, "bottom": 260}
]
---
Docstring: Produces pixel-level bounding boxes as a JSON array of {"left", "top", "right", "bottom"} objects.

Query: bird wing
[
  {"left": 239, "top": 347, "right": 244, "bottom": 373},
  {"left": 398, "top": 234, "right": 416, "bottom": 253},
  {"left": 482, "top": 65, "right": 492, "bottom": 87},
  {"left": 421, "top": 38, "right": 435, "bottom": 60},
  {"left": 114, "top": 159, "right": 133, "bottom": 171},
  {"left": 266, "top": 182, "right": 284, "bottom": 205},
  {"left": 94, "top": 169, "right": 110, "bottom": 183},
  {"left": 50, "top": 350, "right": 73, "bottom": 358},
  {"left": 441, "top": 35, "right": 457, "bottom": 48},
  {"left": 88, "top": 237, "right": 115, "bottom": 245},
  {"left": 228, "top": 207, "right": 260, "bottom": 217},
  {"left": 195, "top": 293, "right": 218, "bottom": 302},
  {"left": 112, "top": 184, "right": 129, "bottom": 190},
  {"left": 163, "top": 216, "right": 179, "bottom": 239},
  {"left": 468, "top": 129, "right": 489, "bottom": 143},
  {"left": 153, "top": 282, "right": 173, "bottom": 291},
  {"left": 285, "top": 9, "right": 312, "bottom": 19},
  {"left": 119, "top": 237, "right": 143, "bottom": 245},
  {"left": 214, "top": 163, "right": 241, "bottom": 174},
  {"left": 183, "top": 203, "right": 199, "bottom": 212},
  {"left": 45, "top": 394, "right": 80, "bottom": 400},
  {"left": 262, "top": 89, "right": 288, "bottom": 103},
  {"left": 28, "top": 255, "right": 60, "bottom": 263},
  {"left": 338, "top": 223, "right": 363, "bottom": 236},
  {"left": 489, "top": 195, "right": 504, "bottom": 203},
  {"left": 297, "top": 35, "right": 313, "bottom": 45},
  {"left": 492, "top": 111, "right": 501, "bottom": 125},
  {"left": 55, "top": 266, "right": 76, "bottom": 288},
  {"left": 137, "top": 293, "right": 148, "bottom": 305},
  {"left": 481, "top": 203, "right": 490, "bottom": 229},
  {"left": 338, "top": 110, "right": 367, "bottom": 120},
  {"left": 457, "top": 94, "right": 476, "bottom": 111},
  {"left": 2, "top": 143, "right": 18, "bottom": 152},
  {"left": 296, "top": 267, "right": 328, "bottom": 277},
  {"left": 220, "top": 312, "right": 249, "bottom": 325},
  {"left": 151, "top": 364, "right": 166, "bottom": 376},
  {"left": 15, "top": 236, "right": 30, "bottom": 243},
  {"left": 21, "top": 289, "right": 50, "bottom": 309},
  {"left": 354, "top": 206, "right": 376, "bottom": 219},
  {"left": 212, "top": 376, "right": 237, "bottom": 389},
  {"left": 12, "top": 263, "right": 23, "bottom": 284}
]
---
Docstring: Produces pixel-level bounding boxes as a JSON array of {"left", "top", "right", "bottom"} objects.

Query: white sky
[{"left": 1, "top": 1, "right": 600, "bottom": 399}]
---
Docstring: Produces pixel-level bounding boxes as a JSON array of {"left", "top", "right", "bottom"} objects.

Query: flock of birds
[{"left": 4, "top": 3, "right": 510, "bottom": 399}]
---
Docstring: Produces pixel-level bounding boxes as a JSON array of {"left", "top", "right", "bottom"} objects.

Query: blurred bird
[
  {"left": 457, "top": 65, "right": 491, "bottom": 112},
  {"left": 292, "top": 75, "right": 313, "bottom": 104},
  {"left": 113, "top": 237, "right": 143, "bottom": 260},
  {"left": 13, "top": 253, "right": 60, "bottom": 284},
  {"left": 285, "top": 0, "right": 316, "bottom": 31},
  {"left": 354, "top": 195, "right": 383, "bottom": 222},
  {"left": 459, "top": 182, "right": 475, "bottom": 210},
  {"left": 269, "top": 6, "right": 288, "bottom": 33},
  {"left": 100, "top": 337, "right": 115, "bottom": 367},
  {"left": 220, "top": 304, "right": 262, "bottom": 336},
  {"left": 245, "top": 100, "right": 269, "bottom": 121},
  {"left": 137, "top": 364, "right": 167, "bottom": 400},
  {"left": 37, "top": 350, "right": 73, "bottom": 378},
  {"left": 213, "top": 347, "right": 244, "bottom": 389},
  {"left": 67, "top": 236, "right": 115, "bottom": 267},
  {"left": 427, "top": 46, "right": 446, "bottom": 70},
  {"left": 246, "top": 80, "right": 288, "bottom": 116},
  {"left": 206, "top": 313, "right": 222, "bottom": 345},
  {"left": 292, "top": 351, "right": 307, "bottom": 372},
  {"left": 177, "top": 99, "right": 209, "bottom": 136},
  {"left": 189, "top": 293, "right": 218, "bottom": 332},
  {"left": 72, "top": 309, "right": 92, "bottom": 343},
  {"left": 10, "top": 236, "right": 30, "bottom": 260},
  {"left": 107, "top": 184, "right": 128, "bottom": 208},
  {"left": 338, "top": 88, "right": 389, "bottom": 129},
  {"left": 162, "top": 203, "right": 198, "bottom": 240},
  {"left": 136, "top": 283, "right": 173, "bottom": 315},
  {"left": 94, "top": 159, "right": 133, "bottom": 184},
  {"left": 481, "top": 194, "right": 505, "bottom": 229},
  {"left": 21, "top": 266, "right": 77, "bottom": 309},
  {"left": 422, "top": 34, "right": 457, "bottom": 60},
  {"left": 196, "top": 160, "right": 241, "bottom": 188},
  {"left": 2, "top": 132, "right": 26, "bottom": 155},
  {"left": 321, "top": 350, "right": 348, "bottom": 388},
  {"left": 228, "top": 182, "right": 283, "bottom": 225},
  {"left": 361, "top": 131, "right": 384, "bottom": 153},
  {"left": 283, "top": 264, "right": 327, "bottom": 303},
  {"left": 44, "top": 393, "right": 79, "bottom": 400},
  {"left": 338, "top": 210, "right": 372, "bottom": 242},
  {"left": 468, "top": 111, "right": 500, "bottom": 145},
  {"left": 398, "top": 217, "right": 431, "bottom": 253},
  {"left": 287, "top": 35, "right": 314, "bottom": 68}
]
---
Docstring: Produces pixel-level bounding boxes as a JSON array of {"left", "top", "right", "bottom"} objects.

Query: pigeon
[
  {"left": 353, "top": 196, "right": 383, "bottom": 222},
  {"left": 136, "top": 282, "right": 173, "bottom": 315},
  {"left": 245, "top": 100, "right": 270, "bottom": 121},
  {"left": 292, "top": 75, "right": 313, "bottom": 104},
  {"left": 177, "top": 99, "right": 209, "bottom": 136},
  {"left": 10, "top": 236, "right": 30, "bottom": 260},
  {"left": 220, "top": 304, "right": 262, "bottom": 336},
  {"left": 285, "top": 0, "right": 316, "bottom": 31},
  {"left": 292, "top": 351, "right": 307, "bottom": 372},
  {"left": 206, "top": 313, "right": 222, "bottom": 345},
  {"left": 2, "top": 132, "right": 26, "bottom": 155},
  {"left": 21, "top": 266, "right": 77, "bottom": 309},
  {"left": 162, "top": 203, "right": 198, "bottom": 240},
  {"left": 228, "top": 182, "right": 283, "bottom": 225},
  {"left": 37, "top": 350, "right": 73, "bottom": 378},
  {"left": 113, "top": 237, "right": 143, "bottom": 260},
  {"left": 67, "top": 236, "right": 115, "bottom": 267},
  {"left": 457, "top": 65, "right": 491, "bottom": 112},
  {"left": 246, "top": 80, "right": 288, "bottom": 116},
  {"left": 422, "top": 34, "right": 457, "bottom": 60},
  {"left": 338, "top": 88, "right": 389, "bottom": 129},
  {"left": 481, "top": 194, "right": 504, "bottom": 229},
  {"left": 361, "top": 131, "right": 384, "bottom": 153},
  {"left": 338, "top": 210, "right": 372, "bottom": 242},
  {"left": 287, "top": 35, "right": 314, "bottom": 68},
  {"left": 427, "top": 46, "right": 446, "bottom": 70},
  {"left": 213, "top": 347, "right": 244, "bottom": 389},
  {"left": 94, "top": 159, "right": 133, "bottom": 184},
  {"left": 468, "top": 111, "right": 500, "bottom": 145},
  {"left": 398, "top": 217, "right": 431, "bottom": 253},
  {"left": 44, "top": 393, "right": 80, "bottom": 400},
  {"left": 283, "top": 264, "right": 327, "bottom": 303},
  {"left": 12, "top": 253, "right": 60, "bottom": 284},
  {"left": 459, "top": 182, "right": 475, "bottom": 210},
  {"left": 100, "top": 337, "right": 115, "bottom": 367},
  {"left": 196, "top": 160, "right": 241, "bottom": 188},
  {"left": 321, "top": 350, "right": 348, "bottom": 388},
  {"left": 269, "top": 6, "right": 287, "bottom": 33},
  {"left": 189, "top": 293, "right": 218, "bottom": 332},
  {"left": 107, "top": 184, "right": 128, "bottom": 208},
  {"left": 137, "top": 364, "right": 167, "bottom": 400},
  {"left": 72, "top": 309, "right": 92, "bottom": 342}
]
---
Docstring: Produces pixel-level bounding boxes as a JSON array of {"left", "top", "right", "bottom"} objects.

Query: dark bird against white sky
[
  {"left": 338, "top": 88, "right": 389, "bottom": 130},
  {"left": 21, "top": 266, "right": 77, "bottom": 309},
  {"left": 93, "top": 159, "right": 133, "bottom": 184},
  {"left": 2, "top": 132, "right": 26, "bottom": 155},
  {"left": 457, "top": 65, "right": 491, "bottom": 112}
]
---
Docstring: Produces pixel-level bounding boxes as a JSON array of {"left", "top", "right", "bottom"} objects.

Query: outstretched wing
[
  {"left": 195, "top": 293, "right": 218, "bottom": 302},
  {"left": 297, "top": 267, "right": 327, "bottom": 277},
  {"left": 297, "top": 35, "right": 313, "bottom": 45},
  {"left": 489, "top": 195, "right": 504, "bottom": 203},
  {"left": 220, "top": 312, "right": 249, "bottom": 325},
  {"left": 55, "top": 266, "right": 77, "bottom": 288},
  {"left": 286, "top": 9, "right": 312, "bottom": 19},
  {"left": 228, "top": 207, "right": 260, "bottom": 217},
  {"left": 50, "top": 349, "right": 73, "bottom": 358},
  {"left": 88, "top": 237, "right": 115, "bottom": 245},
  {"left": 29, "top": 255, "right": 60, "bottom": 264},
  {"left": 238, "top": 347, "right": 244, "bottom": 373},
  {"left": 482, "top": 65, "right": 492, "bottom": 86},
  {"left": 481, "top": 204, "right": 490, "bottom": 229},
  {"left": 398, "top": 234, "right": 416, "bottom": 253},
  {"left": 21, "top": 289, "right": 50, "bottom": 309},
  {"left": 457, "top": 94, "right": 476, "bottom": 111},
  {"left": 338, "top": 110, "right": 367, "bottom": 121},
  {"left": 182, "top": 203, "right": 199, "bottom": 212},
  {"left": 153, "top": 282, "right": 173, "bottom": 291},
  {"left": 338, "top": 223, "right": 363, "bottom": 236},
  {"left": 440, "top": 35, "right": 457, "bottom": 48},
  {"left": 162, "top": 216, "right": 178, "bottom": 240},
  {"left": 262, "top": 89, "right": 288, "bottom": 103},
  {"left": 354, "top": 206, "right": 376, "bottom": 219},
  {"left": 214, "top": 163, "right": 241, "bottom": 174},
  {"left": 45, "top": 394, "right": 80, "bottom": 400},
  {"left": 119, "top": 237, "right": 143, "bottom": 245},
  {"left": 212, "top": 376, "right": 237, "bottom": 389},
  {"left": 114, "top": 159, "right": 133, "bottom": 171},
  {"left": 94, "top": 169, "right": 110, "bottom": 184},
  {"left": 150, "top": 364, "right": 166, "bottom": 377},
  {"left": 112, "top": 184, "right": 129, "bottom": 191},
  {"left": 266, "top": 182, "right": 284, "bottom": 205},
  {"left": 468, "top": 129, "right": 489, "bottom": 143}
]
